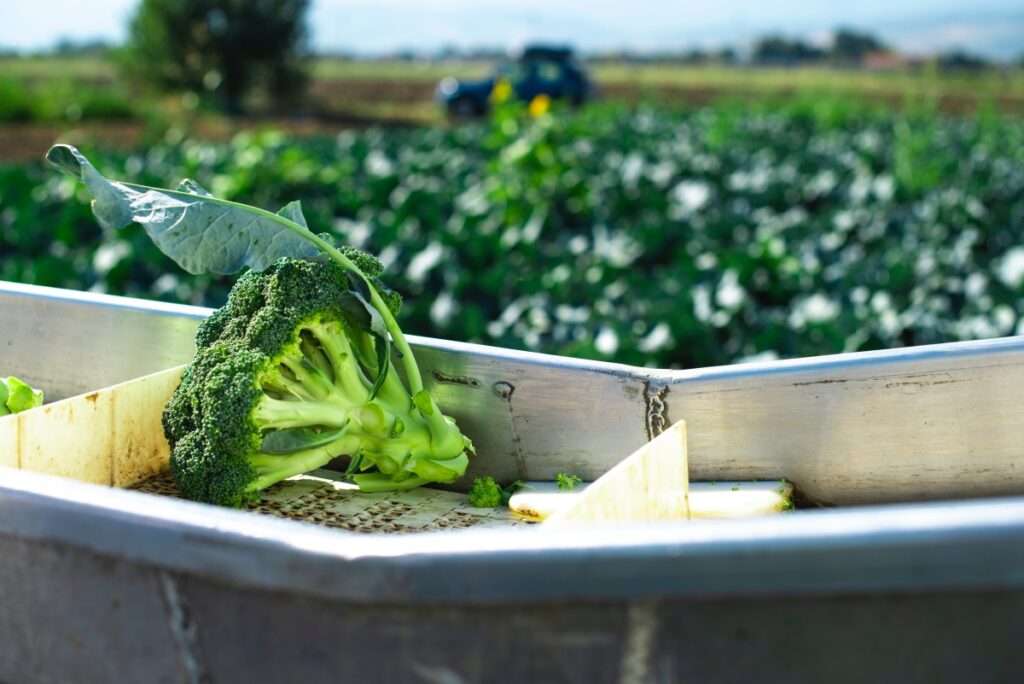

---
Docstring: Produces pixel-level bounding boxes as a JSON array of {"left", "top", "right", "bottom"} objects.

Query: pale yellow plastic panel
[
  {"left": 0, "top": 366, "right": 184, "bottom": 486},
  {"left": 544, "top": 420, "right": 690, "bottom": 526}
]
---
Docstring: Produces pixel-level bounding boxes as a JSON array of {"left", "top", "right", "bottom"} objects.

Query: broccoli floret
[
  {"left": 468, "top": 477, "right": 503, "bottom": 508},
  {"left": 194, "top": 268, "right": 268, "bottom": 348},
  {"left": 338, "top": 245, "right": 384, "bottom": 278},
  {"left": 0, "top": 376, "right": 44, "bottom": 416},
  {"left": 556, "top": 472, "right": 582, "bottom": 491},
  {"left": 164, "top": 257, "right": 472, "bottom": 507},
  {"left": 371, "top": 277, "right": 403, "bottom": 319},
  {"left": 467, "top": 477, "right": 526, "bottom": 508}
]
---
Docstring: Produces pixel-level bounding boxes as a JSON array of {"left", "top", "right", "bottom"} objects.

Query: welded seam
[
  {"left": 644, "top": 380, "right": 670, "bottom": 441},
  {"left": 158, "top": 571, "right": 209, "bottom": 684},
  {"left": 619, "top": 600, "right": 659, "bottom": 684}
]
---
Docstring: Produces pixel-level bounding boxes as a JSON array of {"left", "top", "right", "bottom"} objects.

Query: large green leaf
[{"left": 46, "top": 144, "right": 318, "bottom": 275}]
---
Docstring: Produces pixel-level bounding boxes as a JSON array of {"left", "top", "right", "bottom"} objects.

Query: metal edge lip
[
  {"left": 2, "top": 466, "right": 1024, "bottom": 604},
  {"left": 0, "top": 279, "right": 207, "bottom": 320},
  {"left": 6, "top": 279, "right": 1024, "bottom": 381},
  {"left": 0, "top": 280, "right": 649, "bottom": 377},
  {"left": 670, "top": 334, "right": 1024, "bottom": 385}
]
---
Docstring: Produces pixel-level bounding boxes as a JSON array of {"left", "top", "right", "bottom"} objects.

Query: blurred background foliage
[{"left": 2, "top": 98, "right": 1022, "bottom": 369}]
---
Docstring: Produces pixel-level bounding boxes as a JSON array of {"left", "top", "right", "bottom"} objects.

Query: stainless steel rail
[
  {"left": 3, "top": 281, "right": 1024, "bottom": 682},
  {"left": 3, "top": 280, "right": 1023, "bottom": 504}
]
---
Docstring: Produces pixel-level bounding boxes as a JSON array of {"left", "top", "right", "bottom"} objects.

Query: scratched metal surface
[
  {"left": 2, "top": 280, "right": 1024, "bottom": 505},
  {"left": 4, "top": 521, "right": 1018, "bottom": 683},
  {"left": 4, "top": 281, "right": 1024, "bottom": 681}
]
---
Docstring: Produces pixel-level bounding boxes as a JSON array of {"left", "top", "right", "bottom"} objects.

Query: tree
[
  {"left": 830, "top": 28, "right": 887, "bottom": 64},
  {"left": 124, "top": 0, "right": 310, "bottom": 113},
  {"left": 752, "top": 36, "right": 825, "bottom": 65}
]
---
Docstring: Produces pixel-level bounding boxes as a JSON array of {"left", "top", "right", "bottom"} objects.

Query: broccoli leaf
[
  {"left": 1, "top": 376, "right": 44, "bottom": 415},
  {"left": 556, "top": 472, "right": 582, "bottom": 491},
  {"left": 46, "top": 144, "right": 318, "bottom": 275},
  {"left": 338, "top": 290, "right": 391, "bottom": 400}
]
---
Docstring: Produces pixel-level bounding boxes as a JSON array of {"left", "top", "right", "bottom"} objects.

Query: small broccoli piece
[
  {"left": 372, "top": 278, "right": 403, "bottom": 319},
  {"left": 0, "top": 376, "right": 44, "bottom": 416},
  {"left": 468, "top": 477, "right": 503, "bottom": 508},
  {"left": 164, "top": 257, "right": 473, "bottom": 507},
  {"left": 556, "top": 472, "right": 582, "bottom": 491},
  {"left": 467, "top": 477, "right": 526, "bottom": 508}
]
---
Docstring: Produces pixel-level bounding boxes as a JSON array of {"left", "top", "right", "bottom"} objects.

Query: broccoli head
[{"left": 164, "top": 256, "right": 472, "bottom": 506}]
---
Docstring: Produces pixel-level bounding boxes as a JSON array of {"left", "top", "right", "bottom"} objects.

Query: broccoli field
[{"left": 2, "top": 100, "right": 1023, "bottom": 370}]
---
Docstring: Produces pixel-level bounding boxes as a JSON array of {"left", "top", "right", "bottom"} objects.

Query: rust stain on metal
[
  {"left": 883, "top": 379, "right": 967, "bottom": 389},
  {"left": 431, "top": 371, "right": 482, "bottom": 389},
  {"left": 795, "top": 371, "right": 966, "bottom": 389},
  {"left": 493, "top": 381, "right": 528, "bottom": 480},
  {"left": 792, "top": 378, "right": 852, "bottom": 387}
]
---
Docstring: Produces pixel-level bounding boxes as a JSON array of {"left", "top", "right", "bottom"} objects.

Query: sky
[{"left": 2, "top": 0, "right": 1023, "bottom": 61}]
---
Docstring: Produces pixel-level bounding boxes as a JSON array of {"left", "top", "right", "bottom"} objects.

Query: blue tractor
[{"left": 436, "top": 45, "right": 595, "bottom": 117}]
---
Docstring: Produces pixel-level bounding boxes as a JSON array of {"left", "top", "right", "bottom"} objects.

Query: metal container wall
[{"left": 2, "top": 281, "right": 1024, "bottom": 683}]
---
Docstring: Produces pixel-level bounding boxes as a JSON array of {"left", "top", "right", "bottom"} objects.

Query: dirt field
[{"left": 1, "top": 56, "right": 1021, "bottom": 162}]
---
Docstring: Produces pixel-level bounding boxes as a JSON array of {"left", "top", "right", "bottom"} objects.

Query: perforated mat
[{"left": 132, "top": 469, "right": 533, "bottom": 534}]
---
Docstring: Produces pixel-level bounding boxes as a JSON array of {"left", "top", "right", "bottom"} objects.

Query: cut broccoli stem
[
  {"left": 246, "top": 431, "right": 360, "bottom": 491},
  {"left": 255, "top": 395, "right": 352, "bottom": 430},
  {"left": 411, "top": 451, "right": 469, "bottom": 483},
  {"left": 279, "top": 355, "right": 333, "bottom": 400},
  {"left": 350, "top": 328, "right": 412, "bottom": 408},
  {"left": 285, "top": 221, "right": 424, "bottom": 395},
  {"left": 262, "top": 372, "right": 305, "bottom": 400},
  {"left": 263, "top": 352, "right": 328, "bottom": 402},
  {"left": 414, "top": 390, "right": 468, "bottom": 457},
  {"left": 352, "top": 472, "right": 430, "bottom": 492},
  {"left": 300, "top": 333, "right": 334, "bottom": 381},
  {"left": 306, "top": 320, "right": 373, "bottom": 402}
]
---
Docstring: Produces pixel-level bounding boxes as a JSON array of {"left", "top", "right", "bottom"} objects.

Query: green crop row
[
  {"left": 0, "top": 76, "right": 136, "bottom": 123},
  {"left": 2, "top": 101, "right": 1022, "bottom": 369}
]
